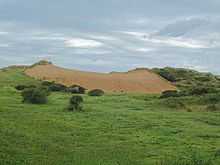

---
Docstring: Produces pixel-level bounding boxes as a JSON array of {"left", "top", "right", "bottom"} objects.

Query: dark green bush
[
  {"left": 190, "top": 87, "right": 209, "bottom": 96},
  {"left": 160, "top": 90, "right": 178, "bottom": 99},
  {"left": 68, "top": 95, "right": 83, "bottom": 111},
  {"left": 21, "top": 86, "right": 51, "bottom": 104},
  {"left": 15, "top": 84, "right": 36, "bottom": 90},
  {"left": 178, "top": 89, "right": 190, "bottom": 97},
  {"left": 154, "top": 69, "right": 176, "bottom": 82},
  {"left": 42, "top": 81, "right": 68, "bottom": 92},
  {"left": 88, "top": 89, "right": 104, "bottom": 96},
  {"left": 69, "top": 85, "right": 86, "bottom": 94},
  {"left": 179, "top": 86, "right": 217, "bottom": 97}
]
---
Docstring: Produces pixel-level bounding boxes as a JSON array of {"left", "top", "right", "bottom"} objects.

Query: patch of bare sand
[{"left": 25, "top": 63, "right": 177, "bottom": 93}]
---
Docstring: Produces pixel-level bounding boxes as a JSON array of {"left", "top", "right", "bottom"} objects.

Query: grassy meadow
[{"left": 1, "top": 68, "right": 220, "bottom": 164}]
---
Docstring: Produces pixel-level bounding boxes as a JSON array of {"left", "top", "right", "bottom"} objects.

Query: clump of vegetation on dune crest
[
  {"left": 153, "top": 67, "right": 220, "bottom": 89},
  {"left": 30, "top": 60, "right": 53, "bottom": 68}
]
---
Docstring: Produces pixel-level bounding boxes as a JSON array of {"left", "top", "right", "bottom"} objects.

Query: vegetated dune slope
[{"left": 25, "top": 63, "right": 177, "bottom": 93}]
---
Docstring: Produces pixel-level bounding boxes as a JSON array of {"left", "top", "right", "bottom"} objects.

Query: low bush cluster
[
  {"left": 15, "top": 84, "right": 36, "bottom": 90},
  {"left": 88, "top": 89, "right": 104, "bottom": 96},
  {"left": 68, "top": 95, "right": 83, "bottom": 111},
  {"left": 69, "top": 85, "right": 86, "bottom": 94},
  {"left": 21, "top": 86, "right": 51, "bottom": 104},
  {"left": 160, "top": 90, "right": 178, "bottom": 99},
  {"left": 153, "top": 68, "right": 176, "bottom": 82},
  {"left": 42, "top": 81, "right": 68, "bottom": 92},
  {"left": 160, "top": 86, "right": 219, "bottom": 99},
  {"left": 187, "top": 86, "right": 210, "bottom": 96}
]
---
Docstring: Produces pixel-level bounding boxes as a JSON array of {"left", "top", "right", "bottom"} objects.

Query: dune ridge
[{"left": 25, "top": 63, "right": 177, "bottom": 93}]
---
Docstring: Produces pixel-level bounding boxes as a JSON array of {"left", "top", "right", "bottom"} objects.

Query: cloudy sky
[{"left": 0, "top": 0, "right": 220, "bottom": 74}]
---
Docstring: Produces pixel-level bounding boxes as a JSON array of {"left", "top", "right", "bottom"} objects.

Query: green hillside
[
  {"left": 0, "top": 66, "right": 220, "bottom": 164},
  {"left": 153, "top": 67, "right": 220, "bottom": 89},
  {"left": 0, "top": 68, "right": 39, "bottom": 87}
]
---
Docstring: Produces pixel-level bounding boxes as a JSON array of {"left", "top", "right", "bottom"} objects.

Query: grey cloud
[{"left": 155, "top": 18, "right": 210, "bottom": 37}]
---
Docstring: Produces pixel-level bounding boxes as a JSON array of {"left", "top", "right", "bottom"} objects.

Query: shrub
[
  {"left": 178, "top": 89, "right": 190, "bottom": 97},
  {"left": 68, "top": 95, "right": 83, "bottom": 111},
  {"left": 88, "top": 89, "right": 104, "bottom": 96},
  {"left": 42, "top": 81, "right": 68, "bottom": 92},
  {"left": 69, "top": 85, "right": 86, "bottom": 94},
  {"left": 190, "top": 87, "right": 209, "bottom": 96},
  {"left": 21, "top": 86, "right": 51, "bottom": 104},
  {"left": 15, "top": 84, "right": 36, "bottom": 90},
  {"left": 179, "top": 86, "right": 217, "bottom": 97},
  {"left": 160, "top": 90, "right": 178, "bottom": 99},
  {"left": 153, "top": 68, "right": 176, "bottom": 82}
]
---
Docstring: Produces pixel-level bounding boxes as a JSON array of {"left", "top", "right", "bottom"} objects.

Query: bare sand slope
[{"left": 25, "top": 63, "right": 177, "bottom": 93}]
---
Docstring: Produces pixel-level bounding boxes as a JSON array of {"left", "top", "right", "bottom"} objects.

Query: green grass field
[{"left": 1, "top": 69, "right": 220, "bottom": 164}]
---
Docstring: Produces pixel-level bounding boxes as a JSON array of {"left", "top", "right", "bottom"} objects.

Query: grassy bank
[{"left": 1, "top": 69, "right": 220, "bottom": 164}]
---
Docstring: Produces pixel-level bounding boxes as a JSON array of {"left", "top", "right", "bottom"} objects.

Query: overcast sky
[{"left": 0, "top": 0, "right": 219, "bottom": 74}]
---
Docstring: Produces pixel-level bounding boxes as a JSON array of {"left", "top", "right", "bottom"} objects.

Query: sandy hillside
[{"left": 25, "top": 63, "right": 177, "bottom": 93}]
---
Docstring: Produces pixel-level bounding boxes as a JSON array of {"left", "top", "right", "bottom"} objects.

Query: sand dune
[{"left": 25, "top": 63, "right": 177, "bottom": 93}]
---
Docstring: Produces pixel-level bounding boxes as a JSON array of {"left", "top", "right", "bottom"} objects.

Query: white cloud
[
  {"left": 0, "top": 31, "right": 9, "bottom": 35},
  {"left": 30, "top": 36, "right": 68, "bottom": 40},
  {"left": 0, "top": 43, "right": 9, "bottom": 47},
  {"left": 65, "top": 38, "right": 104, "bottom": 48},
  {"left": 142, "top": 37, "right": 207, "bottom": 49},
  {"left": 89, "top": 35, "right": 118, "bottom": 41},
  {"left": 116, "top": 31, "right": 146, "bottom": 38},
  {"left": 73, "top": 49, "right": 111, "bottom": 55},
  {"left": 135, "top": 48, "right": 156, "bottom": 52},
  {"left": 165, "top": 39, "right": 205, "bottom": 48}
]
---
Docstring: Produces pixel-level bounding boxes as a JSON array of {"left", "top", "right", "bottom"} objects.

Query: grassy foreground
[{"left": 1, "top": 69, "right": 220, "bottom": 164}]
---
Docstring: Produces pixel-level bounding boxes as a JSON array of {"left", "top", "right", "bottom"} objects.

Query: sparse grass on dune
[
  {"left": 0, "top": 69, "right": 39, "bottom": 87},
  {"left": 1, "top": 68, "right": 220, "bottom": 164}
]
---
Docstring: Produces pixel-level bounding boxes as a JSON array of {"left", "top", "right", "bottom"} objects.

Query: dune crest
[{"left": 25, "top": 62, "right": 177, "bottom": 93}]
